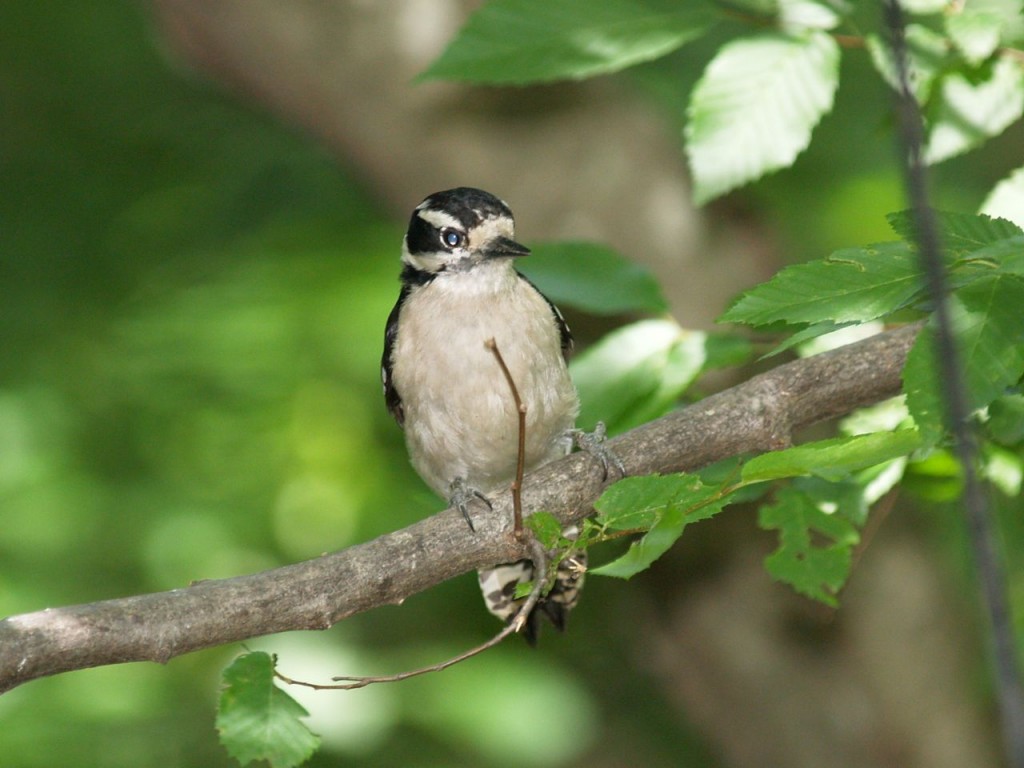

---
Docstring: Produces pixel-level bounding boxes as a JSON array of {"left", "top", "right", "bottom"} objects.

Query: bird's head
[{"left": 401, "top": 187, "right": 530, "bottom": 276}]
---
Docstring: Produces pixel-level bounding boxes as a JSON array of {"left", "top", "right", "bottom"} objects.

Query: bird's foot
[
  {"left": 571, "top": 422, "right": 626, "bottom": 481},
  {"left": 448, "top": 476, "right": 492, "bottom": 532}
]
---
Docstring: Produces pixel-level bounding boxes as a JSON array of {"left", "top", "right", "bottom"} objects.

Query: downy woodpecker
[{"left": 382, "top": 187, "right": 586, "bottom": 643}]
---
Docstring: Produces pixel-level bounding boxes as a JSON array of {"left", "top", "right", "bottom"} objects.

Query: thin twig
[
  {"left": 275, "top": 538, "right": 549, "bottom": 691},
  {"left": 484, "top": 337, "right": 527, "bottom": 539},
  {"left": 884, "top": 3, "right": 1024, "bottom": 765}
]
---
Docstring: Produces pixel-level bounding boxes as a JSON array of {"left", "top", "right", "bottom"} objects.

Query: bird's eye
[{"left": 440, "top": 228, "right": 464, "bottom": 249}]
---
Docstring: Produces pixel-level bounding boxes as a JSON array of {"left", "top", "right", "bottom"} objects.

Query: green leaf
[
  {"left": 962, "top": 235, "right": 1024, "bottom": 276},
  {"left": 513, "top": 580, "right": 536, "bottom": 599},
  {"left": 759, "top": 485, "right": 858, "bottom": 605},
  {"left": 796, "top": 475, "right": 870, "bottom": 525},
  {"left": 947, "top": 0, "right": 1024, "bottom": 64},
  {"left": 592, "top": 504, "right": 684, "bottom": 578},
  {"left": 741, "top": 430, "right": 923, "bottom": 484},
  {"left": 760, "top": 321, "right": 856, "bottom": 358},
  {"left": 420, "top": 0, "right": 713, "bottom": 84},
  {"left": 982, "top": 165, "right": 1024, "bottom": 227},
  {"left": 217, "top": 652, "right": 319, "bottom": 768},
  {"left": 902, "top": 325, "right": 946, "bottom": 444},
  {"left": 592, "top": 474, "right": 731, "bottom": 578},
  {"left": 904, "top": 274, "right": 1024, "bottom": 443},
  {"left": 947, "top": 11, "right": 1002, "bottom": 65},
  {"left": 520, "top": 241, "right": 668, "bottom": 315},
  {"left": 777, "top": 0, "right": 844, "bottom": 31},
  {"left": 685, "top": 30, "right": 840, "bottom": 204},
  {"left": 983, "top": 442, "right": 1023, "bottom": 496},
  {"left": 988, "top": 393, "right": 1024, "bottom": 445},
  {"left": 702, "top": 331, "right": 755, "bottom": 369},
  {"left": 925, "top": 55, "right": 1024, "bottom": 164},
  {"left": 571, "top": 320, "right": 707, "bottom": 433},
  {"left": 594, "top": 473, "right": 710, "bottom": 529},
  {"left": 955, "top": 273, "right": 1024, "bottom": 397},
  {"left": 792, "top": 321, "right": 889, "bottom": 358},
  {"left": 719, "top": 242, "right": 925, "bottom": 327},
  {"left": 903, "top": 449, "right": 965, "bottom": 500},
  {"left": 525, "top": 511, "right": 564, "bottom": 548},
  {"left": 887, "top": 209, "right": 1023, "bottom": 254},
  {"left": 899, "top": 0, "right": 947, "bottom": 13}
]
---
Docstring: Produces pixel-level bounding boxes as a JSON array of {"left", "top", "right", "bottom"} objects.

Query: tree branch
[{"left": 0, "top": 324, "right": 920, "bottom": 694}]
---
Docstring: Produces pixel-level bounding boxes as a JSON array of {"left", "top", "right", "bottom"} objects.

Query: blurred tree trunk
[
  {"left": 149, "top": 0, "right": 767, "bottom": 329},
  {"left": 147, "top": 2, "right": 998, "bottom": 766}
]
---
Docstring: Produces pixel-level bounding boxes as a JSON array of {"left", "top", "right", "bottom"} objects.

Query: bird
[{"left": 381, "top": 186, "right": 587, "bottom": 643}]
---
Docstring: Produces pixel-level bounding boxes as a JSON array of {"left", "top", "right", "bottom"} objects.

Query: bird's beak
[{"left": 485, "top": 236, "right": 530, "bottom": 259}]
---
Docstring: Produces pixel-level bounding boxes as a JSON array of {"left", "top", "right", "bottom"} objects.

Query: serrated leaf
[
  {"left": 981, "top": 166, "right": 1024, "bottom": 227},
  {"left": 742, "top": 430, "right": 923, "bottom": 484},
  {"left": 866, "top": 24, "right": 948, "bottom": 102},
  {"left": 720, "top": 242, "right": 925, "bottom": 327},
  {"left": 520, "top": 241, "right": 667, "bottom": 315},
  {"left": 886, "top": 209, "right": 1023, "bottom": 254},
  {"left": 962, "top": 235, "right": 1024, "bottom": 276},
  {"left": 759, "top": 486, "right": 858, "bottom": 605},
  {"left": 592, "top": 474, "right": 731, "bottom": 578},
  {"left": 421, "top": 0, "right": 713, "bottom": 84},
  {"left": 925, "top": 55, "right": 1024, "bottom": 164},
  {"left": 592, "top": 504, "right": 684, "bottom": 578},
  {"left": 685, "top": 30, "right": 839, "bottom": 204},
  {"left": 571, "top": 320, "right": 706, "bottom": 434},
  {"left": 217, "top": 652, "right": 319, "bottom": 768},
  {"left": 904, "top": 274, "right": 1024, "bottom": 443},
  {"left": 955, "top": 273, "right": 1024, "bottom": 396},
  {"left": 594, "top": 473, "right": 713, "bottom": 528}
]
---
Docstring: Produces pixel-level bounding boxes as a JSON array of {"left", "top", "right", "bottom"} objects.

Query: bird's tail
[{"left": 477, "top": 541, "right": 586, "bottom": 646}]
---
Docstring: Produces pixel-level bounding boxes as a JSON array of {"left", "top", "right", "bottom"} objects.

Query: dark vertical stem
[
  {"left": 883, "top": 3, "right": 1024, "bottom": 764},
  {"left": 485, "top": 338, "right": 527, "bottom": 539}
]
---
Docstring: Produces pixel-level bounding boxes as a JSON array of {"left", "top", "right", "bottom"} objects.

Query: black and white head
[{"left": 402, "top": 187, "right": 530, "bottom": 277}]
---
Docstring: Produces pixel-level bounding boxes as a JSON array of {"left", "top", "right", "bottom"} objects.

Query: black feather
[
  {"left": 381, "top": 288, "right": 409, "bottom": 425},
  {"left": 382, "top": 265, "right": 440, "bottom": 426},
  {"left": 418, "top": 187, "right": 513, "bottom": 230},
  {"left": 516, "top": 271, "right": 573, "bottom": 361}
]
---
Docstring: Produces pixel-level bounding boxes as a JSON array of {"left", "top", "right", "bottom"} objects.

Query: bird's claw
[
  {"left": 571, "top": 422, "right": 626, "bottom": 481},
  {"left": 448, "top": 476, "right": 492, "bottom": 532}
]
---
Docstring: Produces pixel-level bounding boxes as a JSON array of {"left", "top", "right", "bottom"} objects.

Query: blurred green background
[
  {"left": 1, "top": 4, "right": 683, "bottom": 766},
  {"left": 1, "top": 2, "right": 1019, "bottom": 767}
]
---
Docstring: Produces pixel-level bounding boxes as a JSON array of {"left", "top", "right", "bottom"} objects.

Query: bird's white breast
[{"left": 391, "top": 262, "right": 579, "bottom": 497}]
